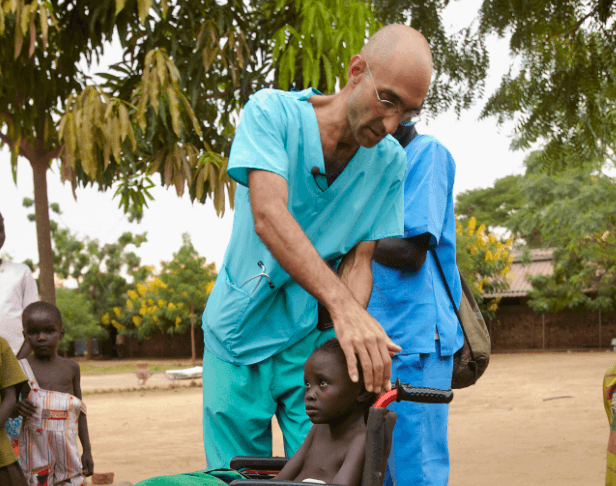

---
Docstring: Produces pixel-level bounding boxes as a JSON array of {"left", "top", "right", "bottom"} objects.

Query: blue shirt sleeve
[
  {"left": 227, "top": 90, "right": 290, "bottom": 186},
  {"left": 403, "top": 136, "right": 454, "bottom": 246}
]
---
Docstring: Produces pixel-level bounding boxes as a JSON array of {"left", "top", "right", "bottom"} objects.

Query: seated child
[
  {"left": 133, "top": 338, "right": 375, "bottom": 486},
  {"left": 273, "top": 338, "right": 376, "bottom": 486},
  {"left": 15, "top": 302, "right": 94, "bottom": 486},
  {"left": 0, "top": 336, "right": 28, "bottom": 486}
]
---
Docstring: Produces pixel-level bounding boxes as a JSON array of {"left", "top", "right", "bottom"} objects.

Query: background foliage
[
  {"left": 103, "top": 233, "right": 216, "bottom": 344},
  {"left": 455, "top": 216, "right": 513, "bottom": 320},
  {"left": 24, "top": 198, "right": 147, "bottom": 353}
]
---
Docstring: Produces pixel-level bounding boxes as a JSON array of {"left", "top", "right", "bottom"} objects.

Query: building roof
[{"left": 484, "top": 249, "right": 554, "bottom": 298}]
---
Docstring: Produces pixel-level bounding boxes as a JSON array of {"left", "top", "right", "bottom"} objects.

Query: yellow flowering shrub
[
  {"left": 103, "top": 236, "right": 218, "bottom": 340},
  {"left": 456, "top": 215, "right": 513, "bottom": 320}
]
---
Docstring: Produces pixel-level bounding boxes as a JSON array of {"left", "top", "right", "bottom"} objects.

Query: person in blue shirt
[
  {"left": 367, "top": 123, "right": 464, "bottom": 486},
  {"left": 201, "top": 24, "right": 434, "bottom": 468}
]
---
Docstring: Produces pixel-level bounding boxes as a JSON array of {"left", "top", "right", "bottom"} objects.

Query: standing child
[
  {"left": 15, "top": 302, "right": 93, "bottom": 486},
  {"left": 0, "top": 335, "right": 28, "bottom": 485},
  {"left": 274, "top": 338, "right": 376, "bottom": 486}
]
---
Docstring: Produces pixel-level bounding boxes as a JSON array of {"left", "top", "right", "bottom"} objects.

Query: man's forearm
[
  {"left": 249, "top": 169, "right": 401, "bottom": 393},
  {"left": 318, "top": 241, "right": 376, "bottom": 327},
  {"left": 338, "top": 240, "right": 376, "bottom": 308},
  {"left": 253, "top": 196, "right": 356, "bottom": 312}
]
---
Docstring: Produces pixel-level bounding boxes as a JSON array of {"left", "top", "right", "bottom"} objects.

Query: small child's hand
[
  {"left": 81, "top": 451, "right": 94, "bottom": 477},
  {"left": 15, "top": 399, "right": 36, "bottom": 418}
]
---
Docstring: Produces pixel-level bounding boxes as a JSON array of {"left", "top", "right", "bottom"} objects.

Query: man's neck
[{"left": 309, "top": 94, "right": 360, "bottom": 177}]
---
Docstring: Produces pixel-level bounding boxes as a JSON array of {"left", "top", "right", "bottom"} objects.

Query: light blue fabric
[
  {"left": 202, "top": 88, "right": 407, "bottom": 365},
  {"left": 367, "top": 134, "right": 464, "bottom": 356},
  {"left": 384, "top": 350, "right": 453, "bottom": 486},
  {"left": 202, "top": 326, "right": 336, "bottom": 469}
]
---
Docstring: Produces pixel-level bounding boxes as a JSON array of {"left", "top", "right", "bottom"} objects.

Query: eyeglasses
[{"left": 365, "top": 61, "right": 421, "bottom": 126}]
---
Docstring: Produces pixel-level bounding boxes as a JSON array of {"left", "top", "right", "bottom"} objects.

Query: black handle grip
[
  {"left": 394, "top": 379, "right": 453, "bottom": 404},
  {"left": 230, "top": 456, "right": 288, "bottom": 471}
]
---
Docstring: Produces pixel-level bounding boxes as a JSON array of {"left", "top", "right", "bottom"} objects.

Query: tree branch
[
  {"left": 552, "top": 7, "right": 597, "bottom": 39},
  {"left": 48, "top": 145, "right": 64, "bottom": 161},
  {"left": 0, "top": 131, "right": 15, "bottom": 151},
  {"left": 0, "top": 125, "right": 35, "bottom": 160}
]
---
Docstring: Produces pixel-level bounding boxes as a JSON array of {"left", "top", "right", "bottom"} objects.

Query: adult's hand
[
  {"left": 333, "top": 241, "right": 401, "bottom": 394},
  {"left": 331, "top": 299, "right": 401, "bottom": 393}
]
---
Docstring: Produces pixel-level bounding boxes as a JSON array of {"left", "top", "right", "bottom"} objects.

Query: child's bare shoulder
[{"left": 59, "top": 356, "right": 80, "bottom": 375}]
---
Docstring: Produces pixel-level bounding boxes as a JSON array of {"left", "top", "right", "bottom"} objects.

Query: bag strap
[{"left": 429, "top": 248, "right": 475, "bottom": 360}]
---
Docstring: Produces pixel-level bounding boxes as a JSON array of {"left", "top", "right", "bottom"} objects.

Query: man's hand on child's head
[
  {"left": 82, "top": 451, "right": 94, "bottom": 476},
  {"left": 15, "top": 399, "right": 36, "bottom": 418},
  {"left": 331, "top": 300, "right": 401, "bottom": 395}
]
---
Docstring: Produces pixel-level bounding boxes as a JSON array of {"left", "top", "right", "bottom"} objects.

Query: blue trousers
[
  {"left": 202, "top": 327, "right": 335, "bottom": 469},
  {"left": 385, "top": 347, "right": 453, "bottom": 486}
]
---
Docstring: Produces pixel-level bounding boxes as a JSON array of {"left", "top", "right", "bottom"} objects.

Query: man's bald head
[
  {"left": 340, "top": 24, "right": 433, "bottom": 147},
  {"left": 360, "top": 24, "right": 433, "bottom": 99}
]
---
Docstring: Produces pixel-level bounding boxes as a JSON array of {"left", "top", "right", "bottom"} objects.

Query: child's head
[
  {"left": 304, "top": 338, "right": 376, "bottom": 425},
  {"left": 22, "top": 301, "right": 64, "bottom": 358}
]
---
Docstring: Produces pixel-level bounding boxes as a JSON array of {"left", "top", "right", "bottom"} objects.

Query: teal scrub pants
[{"left": 202, "top": 326, "right": 335, "bottom": 469}]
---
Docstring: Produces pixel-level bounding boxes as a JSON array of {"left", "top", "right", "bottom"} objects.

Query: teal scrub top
[
  {"left": 368, "top": 134, "right": 464, "bottom": 356},
  {"left": 202, "top": 88, "right": 407, "bottom": 365}
]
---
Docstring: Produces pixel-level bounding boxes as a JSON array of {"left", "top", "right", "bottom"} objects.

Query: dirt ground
[{"left": 83, "top": 352, "right": 615, "bottom": 485}]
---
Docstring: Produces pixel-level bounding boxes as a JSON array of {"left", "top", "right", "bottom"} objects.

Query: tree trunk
[
  {"left": 86, "top": 337, "right": 93, "bottom": 360},
  {"left": 31, "top": 158, "right": 55, "bottom": 304},
  {"left": 190, "top": 303, "right": 196, "bottom": 366}
]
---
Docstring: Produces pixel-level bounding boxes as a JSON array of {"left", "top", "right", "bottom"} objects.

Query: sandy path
[
  {"left": 84, "top": 352, "right": 616, "bottom": 485},
  {"left": 81, "top": 371, "right": 201, "bottom": 392}
]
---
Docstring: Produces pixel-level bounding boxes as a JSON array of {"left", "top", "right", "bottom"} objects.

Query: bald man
[{"left": 201, "top": 24, "right": 432, "bottom": 468}]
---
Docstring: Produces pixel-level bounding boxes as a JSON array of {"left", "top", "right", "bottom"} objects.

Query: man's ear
[
  {"left": 59, "top": 327, "right": 65, "bottom": 340},
  {"left": 357, "top": 389, "right": 375, "bottom": 404},
  {"left": 347, "top": 55, "right": 366, "bottom": 85}
]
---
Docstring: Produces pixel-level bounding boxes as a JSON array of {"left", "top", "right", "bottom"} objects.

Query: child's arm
[
  {"left": 0, "top": 386, "right": 18, "bottom": 428},
  {"left": 72, "top": 361, "right": 94, "bottom": 477},
  {"left": 272, "top": 426, "right": 316, "bottom": 481},
  {"left": 330, "top": 434, "right": 366, "bottom": 486}
]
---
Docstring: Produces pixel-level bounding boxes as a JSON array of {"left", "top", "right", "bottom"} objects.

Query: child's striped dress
[{"left": 18, "top": 359, "right": 85, "bottom": 486}]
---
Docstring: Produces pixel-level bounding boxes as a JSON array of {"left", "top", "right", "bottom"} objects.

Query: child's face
[
  {"left": 23, "top": 311, "right": 64, "bottom": 358},
  {"left": 304, "top": 350, "right": 363, "bottom": 424}
]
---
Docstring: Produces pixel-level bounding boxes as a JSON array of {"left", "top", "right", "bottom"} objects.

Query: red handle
[{"left": 374, "top": 389, "right": 397, "bottom": 408}]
